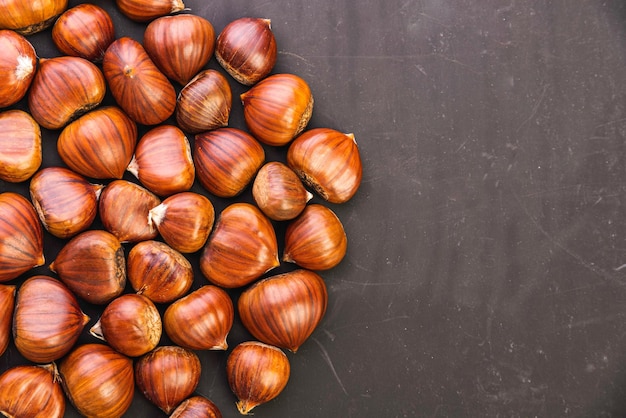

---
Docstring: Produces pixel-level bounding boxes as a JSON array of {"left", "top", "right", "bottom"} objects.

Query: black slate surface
[{"left": 3, "top": 0, "right": 626, "bottom": 417}]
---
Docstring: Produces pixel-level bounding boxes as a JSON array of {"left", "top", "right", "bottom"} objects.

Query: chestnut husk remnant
[
  {"left": 144, "top": 14, "right": 215, "bottom": 86},
  {"left": 28, "top": 56, "right": 106, "bottom": 130},
  {"left": 238, "top": 269, "right": 328, "bottom": 352},
  {"left": 135, "top": 345, "right": 202, "bottom": 414},
  {"left": 0, "top": 30, "right": 37, "bottom": 108},
  {"left": 283, "top": 203, "right": 348, "bottom": 271},
  {"left": 50, "top": 229, "right": 126, "bottom": 305},
  {"left": 0, "top": 109, "right": 41, "bottom": 183},
  {"left": 0, "top": 0, "right": 68, "bottom": 35},
  {"left": 164, "top": 285, "right": 234, "bottom": 350},
  {"left": 59, "top": 343, "right": 135, "bottom": 418},
  {"left": 0, "top": 284, "right": 15, "bottom": 357},
  {"left": 52, "top": 3, "right": 115, "bottom": 62},
  {"left": 0, "top": 363, "right": 65, "bottom": 418},
  {"left": 12, "top": 275, "right": 90, "bottom": 363},
  {"left": 0, "top": 192, "right": 45, "bottom": 282},
  {"left": 226, "top": 341, "right": 290, "bottom": 415},
  {"left": 240, "top": 73, "right": 314, "bottom": 146},
  {"left": 57, "top": 106, "right": 138, "bottom": 179},
  {"left": 288, "top": 127, "right": 363, "bottom": 203},
  {"left": 170, "top": 396, "right": 223, "bottom": 418},
  {"left": 215, "top": 17, "right": 277, "bottom": 86},
  {"left": 103, "top": 37, "right": 177, "bottom": 125},
  {"left": 200, "top": 203, "right": 279, "bottom": 288}
]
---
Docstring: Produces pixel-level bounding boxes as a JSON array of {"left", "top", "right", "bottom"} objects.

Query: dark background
[{"left": 2, "top": 0, "right": 626, "bottom": 417}]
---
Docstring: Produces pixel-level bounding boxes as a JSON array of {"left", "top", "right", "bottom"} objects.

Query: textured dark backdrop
[{"left": 2, "top": 0, "right": 626, "bottom": 417}]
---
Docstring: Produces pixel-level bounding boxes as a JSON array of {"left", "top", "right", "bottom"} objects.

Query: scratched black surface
[{"left": 2, "top": 0, "right": 626, "bottom": 417}]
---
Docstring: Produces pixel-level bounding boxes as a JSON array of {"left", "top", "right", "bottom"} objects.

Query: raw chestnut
[
  {"left": 241, "top": 73, "right": 313, "bottom": 146},
  {"left": 148, "top": 192, "right": 215, "bottom": 254},
  {"left": 170, "top": 396, "right": 222, "bottom": 418},
  {"left": 238, "top": 269, "right": 328, "bottom": 352},
  {"left": 90, "top": 293, "right": 162, "bottom": 357},
  {"left": 103, "top": 37, "right": 176, "bottom": 125},
  {"left": 0, "top": 109, "right": 41, "bottom": 183},
  {"left": 227, "top": 341, "right": 290, "bottom": 415},
  {"left": 13, "top": 275, "right": 90, "bottom": 363},
  {"left": 59, "top": 343, "right": 135, "bottom": 418},
  {"left": 0, "top": 363, "right": 65, "bottom": 418},
  {"left": 127, "top": 124, "right": 195, "bottom": 196},
  {"left": 52, "top": 3, "right": 115, "bottom": 62},
  {"left": 194, "top": 127, "right": 265, "bottom": 198},
  {"left": 288, "top": 127, "right": 362, "bottom": 203},
  {"left": 0, "top": 192, "right": 44, "bottom": 282},
  {"left": 135, "top": 345, "right": 202, "bottom": 414},
  {"left": 99, "top": 179, "right": 161, "bottom": 243},
  {"left": 50, "top": 229, "right": 126, "bottom": 305},
  {"left": 57, "top": 106, "right": 138, "bottom": 179},
  {"left": 164, "top": 285, "right": 233, "bottom": 350},
  {"left": 283, "top": 203, "right": 348, "bottom": 270},
  {"left": 0, "top": 30, "right": 37, "bottom": 108},
  {"left": 0, "top": 284, "right": 15, "bottom": 357},
  {"left": 200, "top": 203, "right": 279, "bottom": 288},
  {"left": 144, "top": 14, "right": 215, "bottom": 86},
  {"left": 0, "top": 0, "right": 68, "bottom": 35},
  {"left": 176, "top": 69, "right": 232, "bottom": 134},
  {"left": 252, "top": 161, "right": 313, "bottom": 221},
  {"left": 115, "top": 0, "right": 185, "bottom": 22},
  {"left": 29, "top": 166, "right": 103, "bottom": 239},
  {"left": 127, "top": 240, "right": 194, "bottom": 304},
  {"left": 28, "top": 56, "right": 106, "bottom": 130},
  {"left": 215, "top": 17, "right": 277, "bottom": 86}
]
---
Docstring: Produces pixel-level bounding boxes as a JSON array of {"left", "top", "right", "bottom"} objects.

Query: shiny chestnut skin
[{"left": 0, "top": 30, "right": 36, "bottom": 108}]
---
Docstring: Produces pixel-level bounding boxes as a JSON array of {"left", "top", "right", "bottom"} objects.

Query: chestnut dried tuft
[
  {"left": 227, "top": 341, "right": 290, "bottom": 415},
  {"left": 215, "top": 17, "right": 277, "bottom": 86}
]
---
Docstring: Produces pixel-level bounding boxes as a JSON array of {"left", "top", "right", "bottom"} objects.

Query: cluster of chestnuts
[{"left": 0, "top": 0, "right": 363, "bottom": 417}]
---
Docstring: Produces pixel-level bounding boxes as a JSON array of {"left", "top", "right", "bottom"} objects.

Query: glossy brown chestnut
[
  {"left": 115, "top": 0, "right": 185, "bottom": 22},
  {"left": 252, "top": 161, "right": 313, "bottom": 221},
  {"left": 127, "top": 125, "right": 195, "bottom": 196},
  {"left": 127, "top": 240, "right": 194, "bottom": 304},
  {"left": 57, "top": 106, "right": 138, "bottom": 179},
  {"left": 144, "top": 14, "right": 215, "bottom": 85},
  {"left": 50, "top": 230, "right": 126, "bottom": 305},
  {"left": 226, "top": 341, "right": 290, "bottom": 415},
  {"left": 170, "top": 396, "right": 222, "bottom": 418},
  {"left": 99, "top": 179, "right": 161, "bottom": 243},
  {"left": 0, "top": 30, "right": 36, "bottom": 108},
  {"left": 28, "top": 56, "right": 106, "bottom": 130},
  {"left": 283, "top": 204, "right": 348, "bottom": 270},
  {"left": 0, "top": 0, "right": 68, "bottom": 35},
  {"left": 29, "top": 167, "right": 103, "bottom": 239},
  {"left": 148, "top": 192, "right": 215, "bottom": 254},
  {"left": 13, "top": 275, "right": 90, "bottom": 363},
  {"left": 59, "top": 343, "right": 135, "bottom": 418},
  {"left": 176, "top": 69, "right": 232, "bottom": 134},
  {"left": 241, "top": 73, "right": 313, "bottom": 146},
  {"left": 200, "top": 203, "right": 279, "bottom": 288},
  {"left": 90, "top": 293, "right": 162, "bottom": 357},
  {"left": 0, "top": 109, "right": 41, "bottom": 183},
  {"left": 0, "top": 363, "right": 65, "bottom": 418},
  {"left": 0, "top": 192, "right": 44, "bottom": 282},
  {"left": 288, "top": 128, "right": 363, "bottom": 203},
  {"left": 215, "top": 17, "right": 277, "bottom": 86},
  {"left": 52, "top": 3, "right": 115, "bottom": 62},
  {"left": 103, "top": 37, "right": 176, "bottom": 125},
  {"left": 135, "top": 345, "right": 201, "bottom": 414},
  {"left": 238, "top": 269, "right": 328, "bottom": 352},
  {"left": 194, "top": 128, "right": 265, "bottom": 198},
  {"left": 164, "top": 285, "right": 233, "bottom": 350},
  {"left": 0, "top": 284, "right": 15, "bottom": 357}
]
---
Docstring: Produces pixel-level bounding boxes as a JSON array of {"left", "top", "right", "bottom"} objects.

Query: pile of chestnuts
[{"left": 0, "top": 0, "right": 363, "bottom": 416}]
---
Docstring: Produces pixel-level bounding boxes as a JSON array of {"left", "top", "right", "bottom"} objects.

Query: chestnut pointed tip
[
  {"left": 236, "top": 400, "right": 258, "bottom": 415},
  {"left": 89, "top": 319, "right": 105, "bottom": 340},
  {"left": 35, "top": 253, "right": 45, "bottom": 267},
  {"left": 48, "top": 260, "right": 55, "bottom": 272},
  {"left": 126, "top": 155, "right": 139, "bottom": 178}
]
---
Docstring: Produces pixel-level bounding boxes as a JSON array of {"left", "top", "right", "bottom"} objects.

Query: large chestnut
[
  {"left": 0, "top": 30, "right": 36, "bottom": 108},
  {"left": 0, "top": 0, "right": 68, "bottom": 35}
]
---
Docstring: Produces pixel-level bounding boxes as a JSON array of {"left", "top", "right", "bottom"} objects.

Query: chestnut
[
  {"left": 0, "top": 364, "right": 65, "bottom": 418},
  {"left": 0, "top": 0, "right": 68, "bottom": 35},
  {"left": 0, "top": 30, "right": 36, "bottom": 108},
  {"left": 0, "top": 109, "right": 41, "bottom": 183}
]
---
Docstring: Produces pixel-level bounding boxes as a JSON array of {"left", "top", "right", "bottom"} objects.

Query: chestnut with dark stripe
[
  {"left": 13, "top": 275, "right": 89, "bottom": 363},
  {"left": 238, "top": 269, "right": 328, "bottom": 353},
  {"left": 0, "top": 192, "right": 44, "bottom": 282}
]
